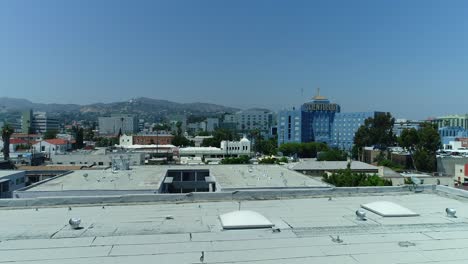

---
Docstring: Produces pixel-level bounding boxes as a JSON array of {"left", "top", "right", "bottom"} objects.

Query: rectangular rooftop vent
[{"left": 361, "top": 201, "right": 419, "bottom": 217}]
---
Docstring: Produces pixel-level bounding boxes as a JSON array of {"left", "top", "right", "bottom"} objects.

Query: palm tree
[{"left": 1, "top": 124, "right": 14, "bottom": 160}]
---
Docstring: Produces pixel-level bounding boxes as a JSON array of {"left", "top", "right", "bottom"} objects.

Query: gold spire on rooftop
[{"left": 312, "top": 87, "right": 327, "bottom": 100}]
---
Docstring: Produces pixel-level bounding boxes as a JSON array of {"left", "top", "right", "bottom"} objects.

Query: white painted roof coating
[
  {"left": 24, "top": 165, "right": 328, "bottom": 192},
  {"left": 361, "top": 201, "right": 419, "bottom": 217},
  {"left": 219, "top": 210, "right": 274, "bottom": 229},
  {"left": 3, "top": 191, "right": 468, "bottom": 263},
  {"left": 291, "top": 160, "right": 379, "bottom": 171}
]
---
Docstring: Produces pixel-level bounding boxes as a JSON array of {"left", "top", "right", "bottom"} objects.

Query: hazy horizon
[{"left": 2, "top": 0, "right": 468, "bottom": 120}]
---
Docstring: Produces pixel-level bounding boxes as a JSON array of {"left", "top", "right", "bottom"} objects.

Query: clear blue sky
[{"left": 1, "top": 0, "right": 467, "bottom": 119}]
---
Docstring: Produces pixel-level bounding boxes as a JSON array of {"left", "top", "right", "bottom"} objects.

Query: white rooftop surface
[
  {"left": 291, "top": 160, "right": 379, "bottom": 171},
  {"left": 27, "top": 167, "right": 165, "bottom": 191},
  {"left": 208, "top": 165, "right": 329, "bottom": 189},
  {"left": 361, "top": 201, "right": 419, "bottom": 217},
  {"left": 25, "top": 165, "right": 328, "bottom": 191},
  {"left": 3, "top": 192, "right": 468, "bottom": 263}
]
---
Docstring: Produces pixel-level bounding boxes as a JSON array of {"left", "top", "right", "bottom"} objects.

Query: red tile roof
[
  {"left": 44, "top": 139, "right": 69, "bottom": 145},
  {"left": 9, "top": 138, "right": 28, "bottom": 144}
]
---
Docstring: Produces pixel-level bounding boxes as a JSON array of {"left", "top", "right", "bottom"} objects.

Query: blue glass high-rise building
[
  {"left": 300, "top": 91, "right": 340, "bottom": 144},
  {"left": 277, "top": 90, "right": 383, "bottom": 151},
  {"left": 277, "top": 108, "right": 302, "bottom": 145},
  {"left": 331, "top": 112, "right": 383, "bottom": 151}
]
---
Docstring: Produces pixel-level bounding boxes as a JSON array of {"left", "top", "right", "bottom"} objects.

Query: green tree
[
  {"left": 153, "top": 123, "right": 171, "bottom": 131},
  {"left": 95, "top": 137, "right": 119, "bottom": 147},
  {"left": 83, "top": 128, "right": 95, "bottom": 141},
  {"left": 413, "top": 149, "right": 436, "bottom": 172},
  {"left": 254, "top": 137, "right": 277, "bottom": 155},
  {"left": 247, "top": 128, "right": 278, "bottom": 155},
  {"left": 221, "top": 155, "right": 250, "bottom": 164},
  {"left": 353, "top": 112, "right": 396, "bottom": 158},
  {"left": 1, "top": 124, "right": 14, "bottom": 160},
  {"left": 278, "top": 142, "right": 328, "bottom": 158},
  {"left": 171, "top": 121, "right": 194, "bottom": 147},
  {"left": 399, "top": 128, "right": 419, "bottom": 151},
  {"left": 322, "top": 165, "right": 392, "bottom": 187},
  {"left": 43, "top": 129, "right": 58, "bottom": 140},
  {"left": 197, "top": 131, "right": 210, "bottom": 136},
  {"left": 76, "top": 128, "right": 84, "bottom": 149},
  {"left": 317, "top": 148, "right": 348, "bottom": 161},
  {"left": 171, "top": 135, "right": 194, "bottom": 147},
  {"left": 201, "top": 128, "right": 239, "bottom": 147},
  {"left": 412, "top": 123, "right": 440, "bottom": 172}
]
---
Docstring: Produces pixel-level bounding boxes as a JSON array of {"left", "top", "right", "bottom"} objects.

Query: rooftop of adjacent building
[
  {"left": 21, "top": 165, "right": 328, "bottom": 192},
  {"left": 0, "top": 170, "right": 24, "bottom": 178},
  {"left": 2, "top": 186, "right": 468, "bottom": 263},
  {"left": 435, "top": 114, "right": 468, "bottom": 119},
  {"left": 289, "top": 159, "right": 379, "bottom": 171}
]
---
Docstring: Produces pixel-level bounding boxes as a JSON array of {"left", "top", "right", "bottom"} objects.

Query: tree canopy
[
  {"left": 354, "top": 113, "right": 396, "bottom": 148},
  {"left": 221, "top": 155, "right": 250, "bottom": 164},
  {"left": 1, "top": 124, "right": 14, "bottom": 160},
  {"left": 72, "top": 126, "right": 84, "bottom": 149},
  {"left": 399, "top": 122, "right": 440, "bottom": 172},
  {"left": 171, "top": 122, "right": 194, "bottom": 147},
  {"left": 43, "top": 129, "right": 59, "bottom": 140},
  {"left": 353, "top": 112, "right": 396, "bottom": 158},
  {"left": 278, "top": 142, "right": 328, "bottom": 158},
  {"left": 317, "top": 148, "right": 348, "bottom": 161},
  {"left": 322, "top": 164, "right": 392, "bottom": 187},
  {"left": 248, "top": 129, "right": 277, "bottom": 155},
  {"left": 201, "top": 128, "right": 239, "bottom": 147}
]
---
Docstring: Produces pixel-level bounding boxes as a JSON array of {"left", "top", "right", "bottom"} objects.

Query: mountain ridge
[{"left": 0, "top": 97, "right": 241, "bottom": 118}]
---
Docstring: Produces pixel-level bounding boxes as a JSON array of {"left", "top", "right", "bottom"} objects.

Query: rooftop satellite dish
[
  {"left": 355, "top": 209, "right": 367, "bottom": 221},
  {"left": 446, "top": 208, "right": 457, "bottom": 218}
]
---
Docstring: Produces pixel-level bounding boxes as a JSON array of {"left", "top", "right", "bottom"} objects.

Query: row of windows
[{"left": 227, "top": 146, "right": 249, "bottom": 151}]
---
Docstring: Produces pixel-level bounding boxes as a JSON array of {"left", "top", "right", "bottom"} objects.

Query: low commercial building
[
  {"left": 454, "top": 164, "right": 468, "bottom": 187},
  {"left": 290, "top": 159, "right": 379, "bottom": 176},
  {"left": 437, "top": 156, "right": 468, "bottom": 177},
  {"left": 14, "top": 164, "right": 328, "bottom": 198},
  {"left": 50, "top": 149, "right": 145, "bottom": 166},
  {"left": 32, "top": 139, "right": 72, "bottom": 155},
  {"left": 382, "top": 171, "right": 452, "bottom": 187},
  {"left": 179, "top": 136, "right": 251, "bottom": 159},
  {"left": 0, "top": 171, "right": 26, "bottom": 198},
  {"left": 17, "top": 165, "right": 87, "bottom": 185},
  {"left": 119, "top": 133, "right": 174, "bottom": 146}
]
